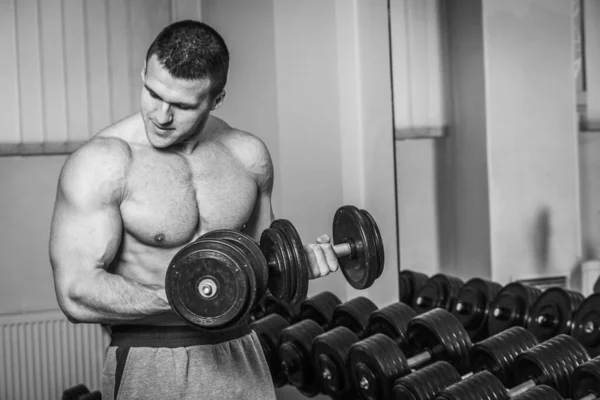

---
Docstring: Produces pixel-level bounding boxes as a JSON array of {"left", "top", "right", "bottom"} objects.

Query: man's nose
[{"left": 155, "top": 102, "right": 173, "bottom": 125}]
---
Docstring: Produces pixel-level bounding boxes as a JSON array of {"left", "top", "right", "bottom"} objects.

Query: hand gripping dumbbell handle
[{"left": 267, "top": 242, "right": 354, "bottom": 269}]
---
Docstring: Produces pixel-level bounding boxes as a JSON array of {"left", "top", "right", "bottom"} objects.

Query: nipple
[{"left": 154, "top": 233, "right": 165, "bottom": 243}]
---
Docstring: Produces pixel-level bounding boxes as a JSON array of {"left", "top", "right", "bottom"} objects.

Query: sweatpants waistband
[{"left": 109, "top": 323, "right": 252, "bottom": 348}]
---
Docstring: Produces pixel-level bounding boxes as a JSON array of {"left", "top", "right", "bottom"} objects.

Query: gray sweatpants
[{"left": 101, "top": 324, "right": 276, "bottom": 400}]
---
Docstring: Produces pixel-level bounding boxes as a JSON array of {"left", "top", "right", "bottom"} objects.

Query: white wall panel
[{"left": 0, "top": 0, "right": 180, "bottom": 155}]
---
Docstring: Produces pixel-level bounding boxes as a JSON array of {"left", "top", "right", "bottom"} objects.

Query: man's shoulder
[{"left": 211, "top": 117, "right": 272, "bottom": 175}]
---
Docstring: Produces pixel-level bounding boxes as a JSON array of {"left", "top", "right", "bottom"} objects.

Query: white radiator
[{"left": 0, "top": 310, "right": 109, "bottom": 400}]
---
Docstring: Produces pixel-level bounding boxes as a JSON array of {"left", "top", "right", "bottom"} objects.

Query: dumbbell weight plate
[
  {"left": 513, "top": 334, "right": 590, "bottom": 397},
  {"left": 487, "top": 282, "right": 542, "bottom": 336},
  {"left": 271, "top": 219, "right": 309, "bottom": 304},
  {"left": 392, "top": 361, "right": 461, "bottom": 400},
  {"left": 279, "top": 320, "right": 325, "bottom": 396},
  {"left": 331, "top": 296, "right": 378, "bottom": 339},
  {"left": 263, "top": 293, "right": 301, "bottom": 323},
  {"left": 407, "top": 308, "right": 472, "bottom": 374},
  {"left": 62, "top": 384, "right": 90, "bottom": 400},
  {"left": 452, "top": 278, "right": 502, "bottom": 341},
  {"left": 571, "top": 356, "right": 600, "bottom": 399},
  {"left": 360, "top": 209, "right": 385, "bottom": 279},
  {"left": 250, "top": 313, "right": 291, "bottom": 387},
  {"left": 201, "top": 229, "right": 268, "bottom": 304},
  {"left": 413, "top": 274, "right": 464, "bottom": 315},
  {"left": 311, "top": 327, "right": 360, "bottom": 397},
  {"left": 525, "top": 287, "right": 585, "bottom": 342},
  {"left": 348, "top": 334, "right": 409, "bottom": 400},
  {"left": 469, "top": 326, "right": 538, "bottom": 387},
  {"left": 435, "top": 370, "right": 509, "bottom": 400},
  {"left": 165, "top": 238, "right": 254, "bottom": 329},
  {"left": 271, "top": 225, "right": 298, "bottom": 302},
  {"left": 367, "top": 302, "right": 416, "bottom": 350},
  {"left": 571, "top": 293, "right": 600, "bottom": 357},
  {"left": 332, "top": 205, "right": 378, "bottom": 290},
  {"left": 300, "top": 291, "right": 342, "bottom": 328},
  {"left": 511, "top": 385, "right": 563, "bottom": 400},
  {"left": 260, "top": 228, "right": 292, "bottom": 301},
  {"left": 399, "top": 270, "right": 429, "bottom": 305}
]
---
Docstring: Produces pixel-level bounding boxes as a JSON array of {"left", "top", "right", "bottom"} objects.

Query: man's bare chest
[{"left": 120, "top": 151, "right": 258, "bottom": 247}]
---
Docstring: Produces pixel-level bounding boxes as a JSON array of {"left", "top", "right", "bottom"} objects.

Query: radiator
[{"left": 0, "top": 310, "right": 110, "bottom": 400}]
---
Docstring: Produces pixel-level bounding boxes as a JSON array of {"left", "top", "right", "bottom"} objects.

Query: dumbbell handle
[
  {"left": 507, "top": 379, "right": 536, "bottom": 397},
  {"left": 578, "top": 395, "right": 598, "bottom": 400},
  {"left": 406, "top": 350, "right": 433, "bottom": 369},
  {"left": 267, "top": 243, "right": 354, "bottom": 269}
]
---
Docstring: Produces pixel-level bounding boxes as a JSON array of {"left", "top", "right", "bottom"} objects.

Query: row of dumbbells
[
  {"left": 398, "top": 270, "right": 600, "bottom": 355},
  {"left": 249, "top": 286, "right": 600, "bottom": 399}
]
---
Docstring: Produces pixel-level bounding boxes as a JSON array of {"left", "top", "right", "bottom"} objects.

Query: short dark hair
[{"left": 146, "top": 20, "right": 229, "bottom": 96}]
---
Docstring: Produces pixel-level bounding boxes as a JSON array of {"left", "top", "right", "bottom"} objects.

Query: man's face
[{"left": 140, "top": 55, "right": 224, "bottom": 149}]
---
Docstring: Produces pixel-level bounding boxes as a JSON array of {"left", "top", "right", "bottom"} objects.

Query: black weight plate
[
  {"left": 348, "top": 333, "right": 409, "bottom": 400},
  {"left": 62, "top": 384, "right": 90, "bottom": 400},
  {"left": 311, "top": 326, "right": 360, "bottom": 397},
  {"left": 360, "top": 209, "right": 385, "bottom": 279},
  {"left": 407, "top": 308, "right": 472, "bottom": 374},
  {"left": 393, "top": 361, "right": 461, "bottom": 400},
  {"left": 250, "top": 313, "right": 290, "bottom": 387},
  {"left": 332, "top": 205, "right": 378, "bottom": 289},
  {"left": 487, "top": 282, "right": 542, "bottom": 336},
  {"left": 270, "top": 225, "right": 297, "bottom": 302},
  {"left": 202, "top": 229, "right": 268, "bottom": 301},
  {"left": 260, "top": 228, "right": 291, "bottom": 301},
  {"left": 367, "top": 302, "right": 416, "bottom": 350},
  {"left": 399, "top": 270, "right": 429, "bottom": 305},
  {"left": 526, "top": 287, "right": 585, "bottom": 342},
  {"left": 435, "top": 371, "right": 510, "bottom": 400},
  {"left": 572, "top": 356, "right": 600, "bottom": 399},
  {"left": 331, "top": 296, "right": 378, "bottom": 339},
  {"left": 452, "top": 278, "right": 502, "bottom": 341},
  {"left": 511, "top": 385, "right": 563, "bottom": 400},
  {"left": 271, "top": 219, "right": 309, "bottom": 305},
  {"left": 413, "top": 274, "right": 464, "bottom": 315},
  {"left": 279, "top": 319, "right": 325, "bottom": 392},
  {"left": 263, "top": 293, "right": 301, "bottom": 323},
  {"left": 300, "top": 291, "right": 342, "bottom": 328},
  {"left": 165, "top": 238, "right": 250, "bottom": 329},
  {"left": 470, "top": 326, "right": 538, "bottom": 387},
  {"left": 513, "top": 334, "right": 590, "bottom": 397},
  {"left": 570, "top": 293, "right": 600, "bottom": 358}
]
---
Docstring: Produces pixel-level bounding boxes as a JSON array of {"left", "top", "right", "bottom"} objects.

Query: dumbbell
[
  {"left": 451, "top": 277, "right": 502, "bottom": 341},
  {"left": 412, "top": 274, "right": 464, "bottom": 315},
  {"left": 571, "top": 293, "right": 600, "bottom": 358},
  {"left": 62, "top": 385, "right": 101, "bottom": 400},
  {"left": 434, "top": 334, "right": 590, "bottom": 399},
  {"left": 399, "top": 270, "right": 429, "bottom": 305},
  {"left": 251, "top": 291, "right": 342, "bottom": 389},
  {"left": 391, "top": 326, "right": 540, "bottom": 400},
  {"left": 250, "top": 313, "right": 292, "bottom": 387},
  {"left": 164, "top": 205, "right": 384, "bottom": 330},
  {"left": 571, "top": 355, "right": 600, "bottom": 400},
  {"left": 525, "top": 286, "right": 584, "bottom": 342},
  {"left": 487, "top": 281, "right": 542, "bottom": 336},
  {"left": 305, "top": 299, "right": 417, "bottom": 399},
  {"left": 250, "top": 292, "right": 302, "bottom": 323},
  {"left": 278, "top": 296, "right": 378, "bottom": 397},
  {"left": 348, "top": 308, "right": 473, "bottom": 400}
]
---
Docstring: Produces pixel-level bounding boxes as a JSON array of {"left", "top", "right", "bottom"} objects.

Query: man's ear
[
  {"left": 212, "top": 90, "right": 226, "bottom": 110},
  {"left": 141, "top": 59, "right": 147, "bottom": 82}
]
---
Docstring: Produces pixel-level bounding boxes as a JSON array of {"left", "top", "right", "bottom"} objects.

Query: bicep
[{"left": 49, "top": 154, "right": 124, "bottom": 293}]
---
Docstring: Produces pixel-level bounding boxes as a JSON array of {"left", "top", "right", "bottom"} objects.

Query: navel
[{"left": 154, "top": 233, "right": 165, "bottom": 243}]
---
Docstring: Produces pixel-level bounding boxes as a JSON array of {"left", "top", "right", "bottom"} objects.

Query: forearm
[{"left": 59, "top": 269, "right": 170, "bottom": 324}]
